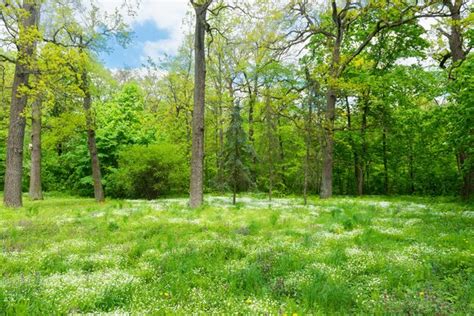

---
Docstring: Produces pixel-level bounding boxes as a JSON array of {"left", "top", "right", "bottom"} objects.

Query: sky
[{"left": 96, "top": 0, "right": 190, "bottom": 69}]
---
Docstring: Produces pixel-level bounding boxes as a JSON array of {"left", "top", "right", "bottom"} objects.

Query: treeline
[{"left": 0, "top": 0, "right": 472, "bottom": 207}]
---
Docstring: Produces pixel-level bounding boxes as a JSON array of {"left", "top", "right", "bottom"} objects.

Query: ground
[{"left": 0, "top": 194, "right": 472, "bottom": 314}]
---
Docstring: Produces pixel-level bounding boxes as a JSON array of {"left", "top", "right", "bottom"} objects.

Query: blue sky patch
[{"left": 99, "top": 20, "right": 170, "bottom": 69}]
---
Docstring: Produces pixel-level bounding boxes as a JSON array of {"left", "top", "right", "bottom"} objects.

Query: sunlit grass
[{"left": 0, "top": 194, "right": 472, "bottom": 314}]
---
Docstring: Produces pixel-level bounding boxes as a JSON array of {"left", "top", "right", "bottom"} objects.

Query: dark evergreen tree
[{"left": 223, "top": 102, "right": 254, "bottom": 204}]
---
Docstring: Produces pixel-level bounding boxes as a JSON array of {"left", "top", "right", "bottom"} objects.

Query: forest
[{"left": 0, "top": 0, "right": 473, "bottom": 314}]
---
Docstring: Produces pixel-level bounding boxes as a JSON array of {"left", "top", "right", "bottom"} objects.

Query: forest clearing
[
  {"left": 0, "top": 195, "right": 472, "bottom": 314},
  {"left": 0, "top": 0, "right": 473, "bottom": 314}
]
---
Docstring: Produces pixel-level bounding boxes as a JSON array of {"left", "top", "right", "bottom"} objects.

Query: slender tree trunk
[
  {"left": 189, "top": 2, "right": 210, "bottom": 208},
  {"left": 269, "top": 166, "right": 273, "bottom": 202},
  {"left": 232, "top": 181, "right": 236, "bottom": 205},
  {"left": 277, "top": 117, "right": 286, "bottom": 187},
  {"left": 303, "top": 142, "right": 310, "bottom": 205},
  {"left": 4, "top": 1, "right": 40, "bottom": 208},
  {"left": 244, "top": 71, "right": 258, "bottom": 174},
  {"left": 345, "top": 96, "right": 360, "bottom": 195},
  {"left": 366, "top": 163, "right": 371, "bottom": 193},
  {"left": 248, "top": 75, "right": 258, "bottom": 146},
  {"left": 29, "top": 98, "right": 43, "bottom": 200},
  {"left": 304, "top": 68, "right": 317, "bottom": 204},
  {"left": 382, "top": 126, "right": 389, "bottom": 194},
  {"left": 81, "top": 69, "right": 105, "bottom": 202},
  {"left": 409, "top": 147, "right": 415, "bottom": 194},
  {"left": 215, "top": 56, "right": 225, "bottom": 192},
  {"left": 264, "top": 89, "right": 274, "bottom": 202},
  {"left": 303, "top": 103, "right": 313, "bottom": 205},
  {"left": 216, "top": 103, "right": 224, "bottom": 191},
  {"left": 320, "top": 88, "right": 336, "bottom": 198},
  {"left": 268, "top": 141, "right": 273, "bottom": 203},
  {"left": 248, "top": 94, "right": 255, "bottom": 146},
  {"left": 355, "top": 163, "right": 364, "bottom": 195},
  {"left": 357, "top": 100, "right": 369, "bottom": 195}
]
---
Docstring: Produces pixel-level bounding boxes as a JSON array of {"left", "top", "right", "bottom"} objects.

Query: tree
[
  {"left": 46, "top": 0, "right": 132, "bottom": 202},
  {"left": 286, "top": 0, "right": 444, "bottom": 198},
  {"left": 437, "top": 0, "right": 473, "bottom": 199},
  {"left": 189, "top": 0, "right": 213, "bottom": 208},
  {"left": 261, "top": 86, "right": 280, "bottom": 202},
  {"left": 224, "top": 103, "right": 254, "bottom": 204},
  {"left": 29, "top": 97, "right": 43, "bottom": 200},
  {"left": 1, "top": 0, "right": 41, "bottom": 207}
]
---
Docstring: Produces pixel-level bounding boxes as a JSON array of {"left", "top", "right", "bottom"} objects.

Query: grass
[{"left": 0, "top": 194, "right": 472, "bottom": 314}]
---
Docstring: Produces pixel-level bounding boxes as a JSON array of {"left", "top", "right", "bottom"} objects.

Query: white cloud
[
  {"left": 95, "top": 0, "right": 191, "bottom": 62},
  {"left": 142, "top": 38, "right": 180, "bottom": 61}
]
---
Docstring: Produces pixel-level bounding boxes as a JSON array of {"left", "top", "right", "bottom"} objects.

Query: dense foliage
[
  {"left": 106, "top": 144, "right": 188, "bottom": 199},
  {"left": 0, "top": 0, "right": 472, "bottom": 202}
]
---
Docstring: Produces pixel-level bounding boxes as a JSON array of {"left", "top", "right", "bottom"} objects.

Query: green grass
[{"left": 0, "top": 194, "right": 472, "bottom": 314}]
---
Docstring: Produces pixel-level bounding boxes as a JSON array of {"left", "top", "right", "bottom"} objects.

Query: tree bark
[
  {"left": 29, "top": 98, "right": 43, "bottom": 200},
  {"left": 320, "top": 1, "right": 342, "bottom": 199},
  {"left": 320, "top": 88, "right": 336, "bottom": 199},
  {"left": 243, "top": 71, "right": 258, "bottom": 175},
  {"left": 303, "top": 101, "right": 313, "bottom": 205},
  {"left": 215, "top": 55, "right": 225, "bottom": 192},
  {"left": 189, "top": 1, "right": 211, "bottom": 208},
  {"left": 4, "top": 1, "right": 40, "bottom": 208},
  {"left": 81, "top": 69, "right": 105, "bottom": 202}
]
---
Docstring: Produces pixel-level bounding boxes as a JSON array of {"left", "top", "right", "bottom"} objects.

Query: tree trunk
[
  {"left": 4, "top": 1, "right": 40, "bottom": 208},
  {"left": 345, "top": 96, "right": 360, "bottom": 196},
  {"left": 244, "top": 73, "right": 258, "bottom": 177},
  {"left": 248, "top": 92, "right": 255, "bottom": 146},
  {"left": 81, "top": 69, "right": 105, "bottom": 202},
  {"left": 277, "top": 117, "right": 286, "bottom": 187},
  {"left": 303, "top": 102, "right": 313, "bottom": 204},
  {"left": 357, "top": 100, "right": 369, "bottom": 195},
  {"left": 216, "top": 102, "right": 224, "bottom": 191},
  {"left": 29, "top": 98, "right": 43, "bottom": 200},
  {"left": 303, "top": 142, "right": 309, "bottom": 205},
  {"left": 264, "top": 90, "right": 274, "bottom": 202},
  {"left": 4, "top": 65, "right": 28, "bottom": 208},
  {"left": 355, "top": 162, "right": 363, "bottom": 195},
  {"left": 215, "top": 56, "right": 225, "bottom": 192},
  {"left": 409, "top": 148, "right": 415, "bottom": 194},
  {"left": 247, "top": 74, "right": 258, "bottom": 147},
  {"left": 382, "top": 126, "right": 389, "bottom": 194},
  {"left": 445, "top": 1, "right": 472, "bottom": 199},
  {"left": 320, "top": 88, "right": 336, "bottom": 199},
  {"left": 189, "top": 2, "right": 210, "bottom": 208},
  {"left": 448, "top": 3, "right": 465, "bottom": 63},
  {"left": 320, "top": 10, "right": 342, "bottom": 199},
  {"left": 232, "top": 182, "right": 236, "bottom": 205}
]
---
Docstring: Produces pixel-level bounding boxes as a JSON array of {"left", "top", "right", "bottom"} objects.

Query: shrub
[{"left": 106, "top": 144, "right": 188, "bottom": 199}]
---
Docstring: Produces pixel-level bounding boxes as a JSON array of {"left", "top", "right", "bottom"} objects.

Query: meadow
[{"left": 0, "top": 194, "right": 472, "bottom": 314}]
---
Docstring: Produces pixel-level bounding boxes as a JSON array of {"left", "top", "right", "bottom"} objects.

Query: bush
[{"left": 106, "top": 144, "right": 188, "bottom": 199}]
